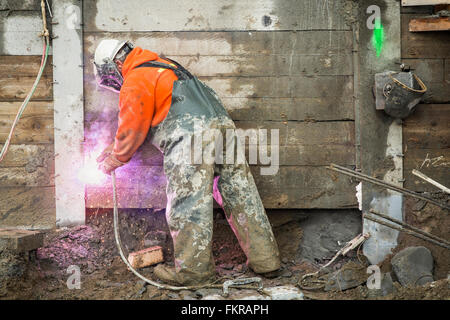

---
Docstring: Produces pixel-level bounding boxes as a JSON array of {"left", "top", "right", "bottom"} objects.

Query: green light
[{"left": 372, "top": 17, "right": 384, "bottom": 57}]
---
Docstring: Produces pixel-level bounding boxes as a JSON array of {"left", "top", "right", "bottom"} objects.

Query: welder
[{"left": 93, "top": 39, "right": 281, "bottom": 285}]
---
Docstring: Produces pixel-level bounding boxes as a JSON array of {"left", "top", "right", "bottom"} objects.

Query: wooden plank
[
  {"left": 86, "top": 165, "right": 358, "bottom": 209},
  {"left": 0, "top": 186, "right": 55, "bottom": 229},
  {"left": 403, "top": 104, "right": 450, "bottom": 149},
  {"left": 158, "top": 54, "right": 353, "bottom": 77},
  {"left": 128, "top": 246, "right": 164, "bottom": 269},
  {"left": 0, "top": 144, "right": 54, "bottom": 168},
  {"left": 225, "top": 97, "right": 354, "bottom": 121},
  {"left": 445, "top": 59, "right": 450, "bottom": 83},
  {"left": 83, "top": 0, "right": 350, "bottom": 32},
  {"left": 199, "top": 76, "right": 353, "bottom": 98},
  {"left": 402, "top": 58, "right": 450, "bottom": 103},
  {"left": 0, "top": 0, "right": 42, "bottom": 10},
  {"left": 409, "top": 16, "right": 450, "bottom": 32},
  {"left": 0, "top": 101, "right": 53, "bottom": 116},
  {"left": 402, "top": 14, "right": 450, "bottom": 58},
  {"left": 402, "top": 0, "right": 450, "bottom": 6},
  {"left": 0, "top": 56, "right": 53, "bottom": 77},
  {"left": 0, "top": 166, "right": 54, "bottom": 187},
  {"left": 84, "top": 95, "right": 354, "bottom": 124},
  {"left": 0, "top": 114, "right": 53, "bottom": 144},
  {"left": 404, "top": 148, "right": 450, "bottom": 191},
  {"left": 0, "top": 76, "right": 53, "bottom": 101},
  {"left": 84, "top": 31, "right": 353, "bottom": 57},
  {"left": 85, "top": 120, "right": 354, "bottom": 148},
  {"left": 113, "top": 143, "right": 355, "bottom": 168}
]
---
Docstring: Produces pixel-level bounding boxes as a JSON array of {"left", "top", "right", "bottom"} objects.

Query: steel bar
[
  {"left": 369, "top": 209, "right": 450, "bottom": 247},
  {"left": 363, "top": 214, "right": 450, "bottom": 250},
  {"left": 327, "top": 164, "right": 450, "bottom": 210},
  {"left": 412, "top": 169, "right": 450, "bottom": 194}
]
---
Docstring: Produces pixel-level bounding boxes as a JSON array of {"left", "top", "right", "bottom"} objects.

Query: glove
[
  {"left": 96, "top": 143, "right": 128, "bottom": 175},
  {"left": 96, "top": 142, "right": 114, "bottom": 163},
  {"left": 97, "top": 153, "right": 128, "bottom": 175}
]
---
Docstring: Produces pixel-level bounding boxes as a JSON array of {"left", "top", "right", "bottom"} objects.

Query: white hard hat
[{"left": 94, "top": 39, "right": 126, "bottom": 65}]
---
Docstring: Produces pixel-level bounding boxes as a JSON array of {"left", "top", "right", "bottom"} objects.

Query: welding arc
[{"left": 0, "top": 0, "right": 50, "bottom": 163}]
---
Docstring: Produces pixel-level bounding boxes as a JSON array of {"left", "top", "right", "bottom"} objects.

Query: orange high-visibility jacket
[{"left": 112, "top": 47, "right": 178, "bottom": 162}]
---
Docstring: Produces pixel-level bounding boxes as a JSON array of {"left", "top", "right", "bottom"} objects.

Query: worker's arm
[{"left": 112, "top": 72, "right": 155, "bottom": 163}]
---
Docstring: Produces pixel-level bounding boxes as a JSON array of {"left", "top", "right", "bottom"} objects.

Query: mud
[{"left": 0, "top": 208, "right": 448, "bottom": 300}]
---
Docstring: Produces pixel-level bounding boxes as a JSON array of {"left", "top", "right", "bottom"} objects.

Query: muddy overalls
[{"left": 136, "top": 58, "right": 280, "bottom": 284}]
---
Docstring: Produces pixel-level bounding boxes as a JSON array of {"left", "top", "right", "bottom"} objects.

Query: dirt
[
  {"left": 0, "top": 208, "right": 448, "bottom": 300},
  {"left": 379, "top": 194, "right": 450, "bottom": 280}
]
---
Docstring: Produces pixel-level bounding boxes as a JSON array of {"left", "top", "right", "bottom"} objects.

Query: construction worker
[{"left": 94, "top": 39, "right": 281, "bottom": 285}]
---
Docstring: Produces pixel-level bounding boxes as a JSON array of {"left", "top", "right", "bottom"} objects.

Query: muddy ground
[{"left": 0, "top": 209, "right": 448, "bottom": 300}]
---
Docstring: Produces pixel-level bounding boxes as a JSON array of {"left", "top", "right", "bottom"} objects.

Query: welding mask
[{"left": 93, "top": 39, "right": 134, "bottom": 93}]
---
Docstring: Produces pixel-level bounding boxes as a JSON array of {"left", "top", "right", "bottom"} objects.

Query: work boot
[{"left": 153, "top": 264, "right": 216, "bottom": 286}]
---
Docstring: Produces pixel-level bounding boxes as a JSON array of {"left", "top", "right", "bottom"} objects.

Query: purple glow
[{"left": 77, "top": 147, "right": 108, "bottom": 185}]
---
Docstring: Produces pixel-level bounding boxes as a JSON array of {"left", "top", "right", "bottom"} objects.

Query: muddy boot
[{"left": 154, "top": 264, "right": 215, "bottom": 286}]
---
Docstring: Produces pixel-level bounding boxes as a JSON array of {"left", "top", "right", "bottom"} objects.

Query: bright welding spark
[
  {"left": 372, "top": 17, "right": 384, "bottom": 57},
  {"left": 77, "top": 153, "right": 107, "bottom": 185}
]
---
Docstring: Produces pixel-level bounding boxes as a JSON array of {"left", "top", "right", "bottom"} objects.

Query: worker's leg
[
  {"left": 162, "top": 141, "right": 217, "bottom": 284},
  {"left": 214, "top": 161, "right": 281, "bottom": 274},
  {"left": 150, "top": 115, "right": 219, "bottom": 285}
]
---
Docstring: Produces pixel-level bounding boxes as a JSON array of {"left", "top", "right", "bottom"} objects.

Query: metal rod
[
  {"left": 327, "top": 164, "right": 450, "bottom": 210},
  {"left": 369, "top": 209, "right": 450, "bottom": 247},
  {"left": 363, "top": 214, "right": 450, "bottom": 250},
  {"left": 412, "top": 169, "right": 450, "bottom": 194}
]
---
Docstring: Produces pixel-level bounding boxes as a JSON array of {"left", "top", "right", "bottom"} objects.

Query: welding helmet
[{"left": 93, "top": 39, "right": 134, "bottom": 93}]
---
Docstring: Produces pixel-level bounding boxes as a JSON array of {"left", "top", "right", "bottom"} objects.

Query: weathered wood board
[
  {"left": 83, "top": 0, "right": 351, "bottom": 32},
  {"left": 403, "top": 104, "right": 450, "bottom": 192},
  {"left": 0, "top": 187, "right": 56, "bottom": 229},
  {"left": 83, "top": 1, "right": 357, "bottom": 209},
  {"left": 402, "top": 14, "right": 450, "bottom": 58},
  {"left": 0, "top": 56, "right": 55, "bottom": 229},
  {"left": 86, "top": 166, "right": 357, "bottom": 209},
  {"left": 401, "top": 58, "right": 450, "bottom": 103}
]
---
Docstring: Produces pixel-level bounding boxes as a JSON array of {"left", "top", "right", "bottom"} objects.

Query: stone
[
  {"left": 194, "top": 288, "right": 222, "bottom": 298},
  {"left": 127, "top": 246, "right": 164, "bottom": 269},
  {"left": 143, "top": 231, "right": 168, "bottom": 247},
  {"left": 202, "top": 294, "right": 224, "bottom": 300},
  {"left": 391, "top": 246, "right": 434, "bottom": 286},
  {"left": 0, "top": 228, "right": 44, "bottom": 252},
  {"left": 264, "top": 285, "right": 304, "bottom": 300},
  {"left": 167, "top": 292, "right": 179, "bottom": 299},
  {"left": 230, "top": 290, "right": 269, "bottom": 300},
  {"left": 324, "top": 262, "right": 368, "bottom": 291}
]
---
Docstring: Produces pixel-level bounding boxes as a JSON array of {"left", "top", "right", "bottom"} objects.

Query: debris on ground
[
  {"left": 324, "top": 261, "right": 368, "bottom": 292},
  {"left": 0, "top": 208, "right": 448, "bottom": 300},
  {"left": 391, "top": 246, "right": 434, "bottom": 286}
]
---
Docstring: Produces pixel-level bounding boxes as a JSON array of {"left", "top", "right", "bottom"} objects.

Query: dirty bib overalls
[{"left": 135, "top": 58, "right": 280, "bottom": 285}]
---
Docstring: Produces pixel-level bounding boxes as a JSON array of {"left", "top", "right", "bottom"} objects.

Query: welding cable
[{"left": 0, "top": 0, "right": 50, "bottom": 163}]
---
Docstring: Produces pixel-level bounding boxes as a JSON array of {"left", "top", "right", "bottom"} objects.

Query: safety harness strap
[{"left": 134, "top": 57, "right": 193, "bottom": 80}]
